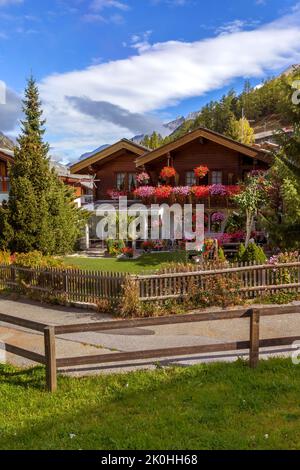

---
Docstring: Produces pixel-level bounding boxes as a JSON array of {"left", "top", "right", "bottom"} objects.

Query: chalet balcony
[{"left": 109, "top": 184, "right": 242, "bottom": 209}]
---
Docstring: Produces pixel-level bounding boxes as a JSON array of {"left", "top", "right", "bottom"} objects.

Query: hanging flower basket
[
  {"left": 194, "top": 165, "right": 209, "bottom": 179},
  {"left": 136, "top": 172, "right": 150, "bottom": 186},
  {"left": 160, "top": 166, "right": 177, "bottom": 180}
]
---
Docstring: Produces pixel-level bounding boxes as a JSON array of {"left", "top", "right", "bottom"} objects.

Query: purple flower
[
  {"left": 211, "top": 212, "right": 225, "bottom": 223},
  {"left": 210, "top": 184, "right": 227, "bottom": 196}
]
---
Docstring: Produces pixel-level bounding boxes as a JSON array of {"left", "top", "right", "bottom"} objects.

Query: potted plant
[
  {"left": 194, "top": 165, "right": 209, "bottom": 180},
  {"left": 136, "top": 172, "right": 150, "bottom": 186},
  {"left": 160, "top": 166, "right": 177, "bottom": 182}
]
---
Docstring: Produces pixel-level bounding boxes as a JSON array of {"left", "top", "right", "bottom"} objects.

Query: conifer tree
[{"left": 2, "top": 77, "right": 86, "bottom": 254}]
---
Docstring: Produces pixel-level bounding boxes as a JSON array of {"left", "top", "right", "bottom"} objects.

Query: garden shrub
[
  {"left": 106, "top": 239, "right": 125, "bottom": 257},
  {"left": 240, "top": 243, "right": 267, "bottom": 264},
  {"left": 269, "top": 251, "right": 299, "bottom": 285},
  {"left": 13, "top": 251, "right": 65, "bottom": 268},
  {"left": 120, "top": 277, "right": 142, "bottom": 318},
  {"left": 235, "top": 243, "right": 246, "bottom": 262},
  {"left": 255, "top": 291, "right": 300, "bottom": 305},
  {"left": 197, "top": 273, "right": 243, "bottom": 308},
  {"left": 0, "top": 250, "right": 11, "bottom": 265},
  {"left": 218, "top": 247, "right": 226, "bottom": 262}
]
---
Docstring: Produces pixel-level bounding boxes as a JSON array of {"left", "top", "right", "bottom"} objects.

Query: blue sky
[{"left": 1, "top": 0, "right": 300, "bottom": 162}]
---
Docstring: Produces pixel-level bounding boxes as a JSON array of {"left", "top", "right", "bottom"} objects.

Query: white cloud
[
  {"left": 36, "top": 7, "right": 300, "bottom": 160},
  {"left": 90, "top": 0, "right": 129, "bottom": 12},
  {"left": 0, "top": 0, "right": 23, "bottom": 6},
  {"left": 216, "top": 19, "right": 260, "bottom": 35}
]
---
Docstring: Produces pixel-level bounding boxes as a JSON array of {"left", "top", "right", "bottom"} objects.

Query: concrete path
[{"left": 1, "top": 297, "right": 300, "bottom": 375}]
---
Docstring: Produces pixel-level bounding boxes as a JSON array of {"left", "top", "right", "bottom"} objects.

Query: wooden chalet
[
  {"left": 70, "top": 139, "right": 148, "bottom": 200},
  {"left": 70, "top": 127, "right": 272, "bottom": 244},
  {"left": 70, "top": 127, "right": 271, "bottom": 200},
  {"left": 0, "top": 147, "right": 13, "bottom": 202}
]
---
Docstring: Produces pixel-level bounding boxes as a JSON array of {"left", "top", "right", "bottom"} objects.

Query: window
[
  {"left": 116, "top": 173, "right": 126, "bottom": 190},
  {"left": 128, "top": 173, "right": 137, "bottom": 190},
  {"left": 211, "top": 171, "right": 223, "bottom": 185},
  {"left": 228, "top": 173, "right": 234, "bottom": 185},
  {"left": 185, "top": 171, "right": 196, "bottom": 186}
]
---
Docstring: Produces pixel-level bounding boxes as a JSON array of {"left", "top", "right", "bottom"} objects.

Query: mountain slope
[{"left": 0, "top": 132, "right": 14, "bottom": 151}]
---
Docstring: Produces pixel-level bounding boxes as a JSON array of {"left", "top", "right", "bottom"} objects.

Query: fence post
[
  {"left": 44, "top": 326, "right": 57, "bottom": 392},
  {"left": 249, "top": 308, "right": 260, "bottom": 368}
]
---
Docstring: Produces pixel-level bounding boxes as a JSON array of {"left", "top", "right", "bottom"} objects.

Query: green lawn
[
  {"left": 1, "top": 358, "right": 300, "bottom": 450},
  {"left": 64, "top": 251, "right": 187, "bottom": 273}
]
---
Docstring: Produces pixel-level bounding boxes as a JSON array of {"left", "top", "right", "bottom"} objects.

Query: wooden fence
[
  {"left": 135, "top": 261, "right": 300, "bottom": 301},
  {"left": 0, "top": 265, "right": 126, "bottom": 304},
  {"left": 0, "top": 261, "right": 300, "bottom": 305},
  {"left": 1, "top": 305, "right": 300, "bottom": 392}
]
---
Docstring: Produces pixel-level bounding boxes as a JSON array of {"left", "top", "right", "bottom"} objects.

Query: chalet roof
[
  {"left": 0, "top": 147, "right": 14, "bottom": 162},
  {"left": 136, "top": 127, "right": 272, "bottom": 167},
  {"left": 70, "top": 139, "right": 148, "bottom": 174}
]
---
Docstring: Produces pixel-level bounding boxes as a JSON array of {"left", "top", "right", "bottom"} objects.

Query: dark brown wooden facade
[
  {"left": 70, "top": 129, "right": 271, "bottom": 200},
  {"left": 0, "top": 148, "right": 13, "bottom": 196},
  {"left": 138, "top": 139, "right": 269, "bottom": 187},
  {"left": 71, "top": 139, "right": 146, "bottom": 200}
]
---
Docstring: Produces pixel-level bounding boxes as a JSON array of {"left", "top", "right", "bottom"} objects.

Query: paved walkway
[{"left": 1, "top": 297, "right": 300, "bottom": 375}]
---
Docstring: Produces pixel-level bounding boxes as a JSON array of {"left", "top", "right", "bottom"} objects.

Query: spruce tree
[{"left": 5, "top": 77, "right": 86, "bottom": 254}]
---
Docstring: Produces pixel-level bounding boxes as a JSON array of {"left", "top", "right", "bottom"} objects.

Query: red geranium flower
[
  {"left": 194, "top": 165, "right": 209, "bottom": 179},
  {"left": 160, "top": 166, "right": 177, "bottom": 179},
  {"left": 155, "top": 185, "right": 173, "bottom": 199},
  {"left": 191, "top": 186, "right": 210, "bottom": 199}
]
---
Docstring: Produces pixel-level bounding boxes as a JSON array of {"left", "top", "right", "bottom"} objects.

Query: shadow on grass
[{"left": 0, "top": 364, "right": 46, "bottom": 390}]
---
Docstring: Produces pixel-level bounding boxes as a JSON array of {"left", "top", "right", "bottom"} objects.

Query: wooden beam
[
  {"left": 55, "top": 304, "right": 300, "bottom": 336},
  {"left": 249, "top": 309, "right": 260, "bottom": 368},
  {"left": 44, "top": 326, "right": 57, "bottom": 393},
  {"left": 57, "top": 340, "right": 251, "bottom": 368},
  {"left": 2, "top": 343, "right": 45, "bottom": 364},
  {"left": 0, "top": 312, "right": 48, "bottom": 332}
]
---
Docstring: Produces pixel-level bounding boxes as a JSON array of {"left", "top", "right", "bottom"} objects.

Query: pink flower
[
  {"left": 136, "top": 172, "right": 150, "bottom": 185},
  {"left": 172, "top": 186, "right": 190, "bottom": 198},
  {"left": 134, "top": 186, "right": 155, "bottom": 198}
]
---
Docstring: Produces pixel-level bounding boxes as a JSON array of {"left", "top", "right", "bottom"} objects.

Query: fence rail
[
  {"left": 0, "top": 261, "right": 300, "bottom": 305},
  {"left": 135, "top": 261, "right": 300, "bottom": 301},
  {"left": 0, "top": 265, "right": 126, "bottom": 304},
  {"left": 1, "top": 305, "right": 300, "bottom": 391}
]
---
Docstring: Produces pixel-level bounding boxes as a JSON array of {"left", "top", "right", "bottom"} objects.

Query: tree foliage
[
  {"left": 227, "top": 117, "right": 255, "bottom": 145},
  {"left": 0, "top": 77, "right": 86, "bottom": 254}
]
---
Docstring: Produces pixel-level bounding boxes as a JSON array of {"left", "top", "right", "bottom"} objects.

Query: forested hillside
[{"left": 141, "top": 65, "right": 300, "bottom": 149}]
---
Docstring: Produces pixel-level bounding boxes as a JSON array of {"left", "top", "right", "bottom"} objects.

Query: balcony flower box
[
  {"left": 172, "top": 186, "right": 191, "bottom": 203},
  {"left": 155, "top": 185, "right": 173, "bottom": 201}
]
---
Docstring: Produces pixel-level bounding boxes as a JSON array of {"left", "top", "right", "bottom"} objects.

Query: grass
[
  {"left": 1, "top": 358, "right": 300, "bottom": 450},
  {"left": 64, "top": 251, "right": 187, "bottom": 273}
]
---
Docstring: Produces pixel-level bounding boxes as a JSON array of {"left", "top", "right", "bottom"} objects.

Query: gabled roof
[
  {"left": 0, "top": 147, "right": 14, "bottom": 162},
  {"left": 70, "top": 139, "right": 148, "bottom": 174},
  {"left": 136, "top": 127, "right": 272, "bottom": 167}
]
